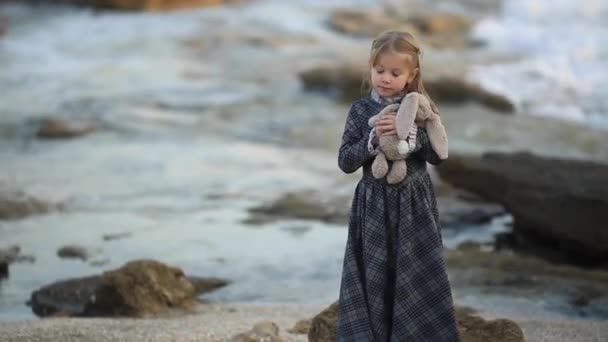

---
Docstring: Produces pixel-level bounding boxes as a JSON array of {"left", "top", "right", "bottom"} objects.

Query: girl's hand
[{"left": 375, "top": 111, "right": 397, "bottom": 136}]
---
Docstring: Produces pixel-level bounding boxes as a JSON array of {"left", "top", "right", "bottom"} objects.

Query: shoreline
[{"left": 0, "top": 303, "right": 605, "bottom": 342}]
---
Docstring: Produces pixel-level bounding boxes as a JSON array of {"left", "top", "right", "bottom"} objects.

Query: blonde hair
[{"left": 364, "top": 30, "right": 439, "bottom": 114}]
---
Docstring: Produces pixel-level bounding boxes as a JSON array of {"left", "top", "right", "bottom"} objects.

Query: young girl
[{"left": 337, "top": 30, "right": 460, "bottom": 341}]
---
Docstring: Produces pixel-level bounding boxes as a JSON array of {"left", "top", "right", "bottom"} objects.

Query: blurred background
[{"left": 1, "top": 0, "right": 607, "bottom": 323}]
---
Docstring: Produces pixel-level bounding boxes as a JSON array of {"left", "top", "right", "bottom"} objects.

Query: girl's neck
[{"left": 370, "top": 88, "right": 406, "bottom": 105}]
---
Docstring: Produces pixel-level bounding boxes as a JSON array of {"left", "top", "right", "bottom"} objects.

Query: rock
[
  {"left": 89, "top": 258, "right": 110, "bottom": 267},
  {"left": 298, "top": 65, "right": 514, "bottom": 112},
  {"left": 327, "top": 8, "right": 473, "bottom": 46},
  {"left": 307, "top": 302, "right": 524, "bottom": 342},
  {"left": 298, "top": 64, "right": 366, "bottom": 104},
  {"left": 0, "top": 261, "right": 7, "bottom": 279},
  {"left": 37, "top": 118, "right": 99, "bottom": 139},
  {"left": 84, "top": 260, "right": 196, "bottom": 317},
  {"left": 409, "top": 13, "right": 473, "bottom": 35},
  {"left": 188, "top": 276, "right": 230, "bottom": 294},
  {"left": 425, "top": 77, "right": 514, "bottom": 112},
  {"left": 29, "top": 275, "right": 101, "bottom": 317},
  {"left": 0, "top": 191, "right": 52, "bottom": 220},
  {"left": 327, "top": 8, "right": 418, "bottom": 38},
  {"left": 445, "top": 242, "right": 608, "bottom": 290},
  {"left": 39, "top": 0, "right": 240, "bottom": 11},
  {"left": 569, "top": 284, "right": 606, "bottom": 308},
  {"left": 288, "top": 318, "right": 311, "bottom": 334},
  {"left": 438, "top": 195, "right": 506, "bottom": 228},
  {"left": 455, "top": 307, "right": 524, "bottom": 342},
  {"left": 230, "top": 321, "right": 284, "bottom": 342},
  {"left": 102, "top": 232, "right": 132, "bottom": 241},
  {"left": 0, "top": 245, "right": 21, "bottom": 264},
  {"left": 0, "top": 245, "right": 35, "bottom": 279},
  {"left": 246, "top": 192, "right": 349, "bottom": 225},
  {"left": 437, "top": 152, "right": 608, "bottom": 264},
  {"left": 57, "top": 245, "right": 90, "bottom": 261},
  {"left": 308, "top": 302, "right": 338, "bottom": 342},
  {"left": 28, "top": 259, "right": 230, "bottom": 317}
]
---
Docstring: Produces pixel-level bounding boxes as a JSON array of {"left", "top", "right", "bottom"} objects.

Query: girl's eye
[
  {"left": 376, "top": 69, "right": 384, "bottom": 74},
  {"left": 392, "top": 72, "right": 400, "bottom": 77}
]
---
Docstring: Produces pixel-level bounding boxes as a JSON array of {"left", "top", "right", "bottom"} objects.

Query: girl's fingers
[
  {"left": 376, "top": 122, "right": 395, "bottom": 130},
  {"left": 376, "top": 120, "right": 395, "bottom": 127},
  {"left": 382, "top": 129, "right": 397, "bottom": 136}
]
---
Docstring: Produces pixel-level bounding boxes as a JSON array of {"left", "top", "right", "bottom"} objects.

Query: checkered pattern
[{"left": 337, "top": 94, "right": 460, "bottom": 341}]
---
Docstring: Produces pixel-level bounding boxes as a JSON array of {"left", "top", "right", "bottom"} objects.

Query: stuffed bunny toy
[{"left": 367, "top": 92, "right": 448, "bottom": 184}]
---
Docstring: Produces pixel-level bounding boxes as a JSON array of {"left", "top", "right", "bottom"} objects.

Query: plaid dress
[{"left": 337, "top": 93, "right": 460, "bottom": 341}]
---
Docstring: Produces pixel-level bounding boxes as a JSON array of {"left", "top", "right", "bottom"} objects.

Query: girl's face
[{"left": 370, "top": 50, "right": 418, "bottom": 98}]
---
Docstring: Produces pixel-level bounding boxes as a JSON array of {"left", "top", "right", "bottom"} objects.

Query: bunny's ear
[
  {"left": 368, "top": 113, "right": 381, "bottom": 127},
  {"left": 368, "top": 103, "right": 400, "bottom": 127},
  {"left": 426, "top": 115, "right": 449, "bottom": 160},
  {"left": 416, "top": 93, "right": 435, "bottom": 120},
  {"left": 395, "top": 92, "right": 419, "bottom": 140}
]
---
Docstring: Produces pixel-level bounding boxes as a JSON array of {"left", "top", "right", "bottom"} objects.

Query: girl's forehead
[{"left": 373, "top": 51, "right": 414, "bottom": 68}]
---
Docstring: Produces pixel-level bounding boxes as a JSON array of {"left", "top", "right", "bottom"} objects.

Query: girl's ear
[{"left": 408, "top": 67, "right": 420, "bottom": 85}]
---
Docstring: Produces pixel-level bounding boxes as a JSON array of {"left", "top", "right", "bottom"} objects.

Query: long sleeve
[
  {"left": 410, "top": 126, "right": 444, "bottom": 166},
  {"left": 338, "top": 103, "right": 377, "bottom": 174}
]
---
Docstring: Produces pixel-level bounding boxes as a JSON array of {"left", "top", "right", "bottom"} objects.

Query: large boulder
[
  {"left": 29, "top": 259, "right": 230, "bottom": 317},
  {"left": 298, "top": 65, "right": 513, "bottom": 112},
  {"left": 425, "top": 77, "right": 514, "bottom": 112},
  {"left": 307, "top": 302, "right": 524, "bottom": 342},
  {"left": 436, "top": 152, "right": 608, "bottom": 264},
  {"left": 327, "top": 8, "right": 475, "bottom": 49},
  {"left": 445, "top": 241, "right": 608, "bottom": 290},
  {"left": 328, "top": 8, "right": 418, "bottom": 38}
]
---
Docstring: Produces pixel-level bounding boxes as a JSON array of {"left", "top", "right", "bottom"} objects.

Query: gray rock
[
  {"left": 57, "top": 245, "right": 90, "bottom": 261},
  {"left": 437, "top": 151, "right": 608, "bottom": 264}
]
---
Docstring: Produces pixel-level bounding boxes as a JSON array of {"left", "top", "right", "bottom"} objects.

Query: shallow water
[{"left": 470, "top": 0, "right": 608, "bottom": 128}]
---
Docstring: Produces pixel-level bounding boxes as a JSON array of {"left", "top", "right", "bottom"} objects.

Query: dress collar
[{"left": 370, "top": 89, "right": 405, "bottom": 105}]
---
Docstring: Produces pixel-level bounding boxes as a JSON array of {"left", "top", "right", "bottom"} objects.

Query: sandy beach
[{"left": 0, "top": 303, "right": 605, "bottom": 342}]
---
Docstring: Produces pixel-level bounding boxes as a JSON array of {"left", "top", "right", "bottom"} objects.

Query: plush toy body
[{"left": 368, "top": 92, "right": 448, "bottom": 184}]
